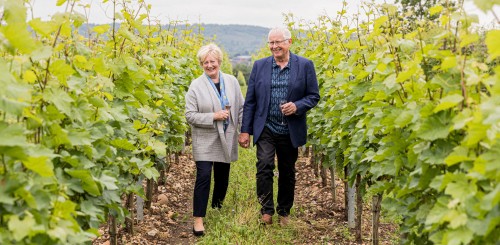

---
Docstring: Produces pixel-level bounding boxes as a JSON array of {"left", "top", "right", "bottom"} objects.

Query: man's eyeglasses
[{"left": 267, "top": 39, "right": 289, "bottom": 46}]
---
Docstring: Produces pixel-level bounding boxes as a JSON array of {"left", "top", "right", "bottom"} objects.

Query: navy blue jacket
[{"left": 241, "top": 53, "right": 320, "bottom": 148}]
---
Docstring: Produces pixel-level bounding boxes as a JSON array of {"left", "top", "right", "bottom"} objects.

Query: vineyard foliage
[
  {"left": 279, "top": 1, "right": 499, "bottom": 244},
  {"left": 0, "top": 0, "right": 220, "bottom": 243}
]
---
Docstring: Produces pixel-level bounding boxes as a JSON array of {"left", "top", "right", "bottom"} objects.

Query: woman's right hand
[{"left": 213, "top": 110, "right": 229, "bottom": 121}]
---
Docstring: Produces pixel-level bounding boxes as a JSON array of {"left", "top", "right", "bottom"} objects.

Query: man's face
[{"left": 268, "top": 32, "right": 291, "bottom": 60}]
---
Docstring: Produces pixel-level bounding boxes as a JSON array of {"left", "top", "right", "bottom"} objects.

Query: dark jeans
[
  {"left": 193, "top": 161, "right": 231, "bottom": 217},
  {"left": 256, "top": 127, "right": 298, "bottom": 217}
]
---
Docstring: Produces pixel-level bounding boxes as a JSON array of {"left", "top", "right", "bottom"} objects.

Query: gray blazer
[{"left": 185, "top": 72, "right": 244, "bottom": 163}]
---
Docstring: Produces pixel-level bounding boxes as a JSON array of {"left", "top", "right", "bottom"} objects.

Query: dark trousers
[
  {"left": 256, "top": 127, "right": 298, "bottom": 217},
  {"left": 193, "top": 161, "right": 231, "bottom": 217}
]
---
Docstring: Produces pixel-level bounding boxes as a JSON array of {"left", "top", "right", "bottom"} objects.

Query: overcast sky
[{"left": 30, "top": 0, "right": 497, "bottom": 28}]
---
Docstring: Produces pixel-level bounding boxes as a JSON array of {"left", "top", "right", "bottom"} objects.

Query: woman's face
[{"left": 202, "top": 54, "right": 220, "bottom": 79}]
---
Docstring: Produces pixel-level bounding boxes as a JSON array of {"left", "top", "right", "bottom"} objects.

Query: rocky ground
[{"left": 93, "top": 153, "right": 398, "bottom": 245}]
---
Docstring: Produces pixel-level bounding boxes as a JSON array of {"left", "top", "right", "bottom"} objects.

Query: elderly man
[{"left": 239, "top": 27, "right": 320, "bottom": 225}]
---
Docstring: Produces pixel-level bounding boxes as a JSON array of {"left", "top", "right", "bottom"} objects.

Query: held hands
[
  {"left": 213, "top": 110, "right": 230, "bottom": 121},
  {"left": 238, "top": 133, "right": 250, "bottom": 148},
  {"left": 280, "top": 102, "right": 297, "bottom": 116}
]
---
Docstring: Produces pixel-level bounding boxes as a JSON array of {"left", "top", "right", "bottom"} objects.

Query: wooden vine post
[
  {"left": 320, "top": 154, "right": 328, "bottom": 187},
  {"left": 329, "top": 159, "right": 336, "bottom": 204},
  {"left": 125, "top": 192, "right": 135, "bottom": 235},
  {"left": 372, "top": 194, "right": 383, "bottom": 245},
  {"left": 109, "top": 214, "right": 117, "bottom": 245},
  {"left": 355, "top": 174, "right": 362, "bottom": 243}
]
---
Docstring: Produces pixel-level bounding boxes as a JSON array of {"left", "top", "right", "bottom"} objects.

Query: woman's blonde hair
[{"left": 197, "top": 43, "right": 223, "bottom": 65}]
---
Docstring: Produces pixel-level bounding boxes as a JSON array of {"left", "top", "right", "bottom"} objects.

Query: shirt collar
[{"left": 272, "top": 55, "right": 291, "bottom": 69}]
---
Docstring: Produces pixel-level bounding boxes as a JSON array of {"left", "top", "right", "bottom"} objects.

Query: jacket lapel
[
  {"left": 202, "top": 75, "right": 222, "bottom": 112},
  {"left": 264, "top": 57, "right": 273, "bottom": 109},
  {"left": 221, "top": 73, "right": 236, "bottom": 125},
  {"left": 288, "top": 53, "right": 299, "bottom": 100}
]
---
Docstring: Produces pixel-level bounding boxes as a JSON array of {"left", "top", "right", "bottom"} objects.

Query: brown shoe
[
  {"left": 261, "top": 214, "right": 273, "bottom": 225},
  {"left": 279, "top": 216, "right": 289, "bottom": 226}
]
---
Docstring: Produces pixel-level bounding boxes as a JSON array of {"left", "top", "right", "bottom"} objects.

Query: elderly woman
[{"left": 185, "top": 43, "right": 244, "bottom": 236}]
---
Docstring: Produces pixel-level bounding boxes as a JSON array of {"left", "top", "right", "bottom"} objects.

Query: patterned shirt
[{"left": 265, "top": 57, "right": 290, "bottom": 135}]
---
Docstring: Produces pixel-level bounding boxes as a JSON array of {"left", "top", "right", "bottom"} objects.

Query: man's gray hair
[{"left": 268, "top": 27, "right": 292, "bottom": 40}]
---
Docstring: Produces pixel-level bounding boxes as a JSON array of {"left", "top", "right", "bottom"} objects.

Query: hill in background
[
  {"left": 200, "top": 24, "right": 269, "bottom": 57},
  {"left": 79, "top": 23, "right": 268, "bottom": 58}
]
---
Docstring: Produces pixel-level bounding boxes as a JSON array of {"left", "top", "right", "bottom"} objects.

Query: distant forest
[
  {"left": 78, "top": 23, "right": 269, "bottom": 58},
  {"left": 77, "top": 23, "right": 266, "bottom": 82},
  {"left": 200, "top": 24, "right": 269, "bottom": 57}
]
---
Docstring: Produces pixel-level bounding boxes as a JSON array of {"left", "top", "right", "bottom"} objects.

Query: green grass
[{"left": 197, "top": 147, "right": 299, "bottom": 245}]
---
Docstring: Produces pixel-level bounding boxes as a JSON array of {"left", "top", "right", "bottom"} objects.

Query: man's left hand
[{"left": 281, "top": 102, "right": 297, "bottom": 116}]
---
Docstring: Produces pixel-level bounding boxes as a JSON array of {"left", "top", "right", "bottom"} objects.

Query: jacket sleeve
[
  {"left": 294, "top": 60, "right": 320, "bottom": 116},
  {"left": 241, "top": 62, "right": 258, "bottom": 134},
  {"left": 237, "top": 80, "right": 244, "bottom": 133},
  {"left": 185, "top": 84, "right": 216, "bottom": 128}
]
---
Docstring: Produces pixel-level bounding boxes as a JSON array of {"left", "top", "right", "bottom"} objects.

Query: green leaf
[
  {"left": 8, "top": 215, "right": 35, "bottom": 241},
  {"left": 49, "top": 59, "right": 75, "bottom": 85},
  {"left": 2, "top": 20, "right": 38, "bottom": 53},
  {"left": 429, "top": 5, "right": 444, "bottom": 15},
  {"left": 463, "top": 122, "right": 488, "bottom": 146},
  {"left": 29, "top": 18, "right": 58, "bottom": 38},
  {"left": 22, "top": 156, "right": 55, "bottom": 177},
  {"left": 383, "top": 74, "right": 397, "bottom": 89},
  {"left": 19, "top": 192, "right": 44, "bottom": 214},
  {"left": 480, "top": 184, "right": 500, "bottom": 211},
  {"left": 65, "top": 169, "right": 101, "bottom": 196},
  {"left": 396, "top": 65, "right": 417, "bottom": 83},
  {"left": 141, "top": 166, "right": 159, "bottom": 180},
  {"left": 31, "top": 45, "right": 53, "bottom": 61},
  {"left": 81, "top": 199, "right": 104, "bottom": 215},
  {"left": 53, "top": 200, "right": 77, "bottom": 219},
  {"left": 467, "top": 218, "right": 489, "bottom": 236},
  {"left": 150, "top": 140, "right": 167, "bottom": 156},
  {"left": 118, "top": 28, "right": 139, "bottom": 43},
  {"left": 93, "top": 24, "right": 110, "bottom": 35},
  {"left": 426, "top": 202, "right": 448, "bottom": 225},
  {"left": 67, "top": 129, "right": 92, "bottom": 146},
  {"left": 441, "top": 56, "right": 457, "bottom": 70},
  {"left": 47, "top": 225, "right": 69, "bottom": 241},
  {"left": 448, "top": 211, "right": 467, "bottom": 229},
  {"left": 442, "top": 226, "right": 473, "bottom": 245},
  {"left": 473, "top": 0, "right": 500, "bottom": 12},
  {"left": 485, "top": 30, "right": 500, "bottom": 60},
  {"left": 134, "top": 90, "right": 150, "bottom": 105},
  {"left": 460, "top": 33, "right": 479, "bottom": 48},
  {"left": 444, "top": 146, "right": 471, "bottom": 166},
  {"left": 89, "top": 96, "right": 106, "bottom": 108},
  {"left": 47, "top": 123, "right": 71, "bottom": 147},
  {"left": 417, "top": 114, "right": 451, "bottom": 141},
  {"left": 394, "top": 110, "right": 414, "bottom": 127},
  {"left": 374, "top": 16, "right": 388, "bottom": 30},
  {"left": 99, "top": 173, "right": 119, "bottom": 190},
  {"left": 452, "top": 108, "right": 472, "bottom": 130},
  {"left": 0, "top": 183, "right": 16, "bottom": 205},
  {"left": 434, "top": 94, "right": 463, "bottom": 113},
  {"left": 57, "top": 0, "right": 67, "bottom": 6},
  {"left": 445, "top": 180, "right": 476, "bottom": 201},
  {"left": 138, "top": 106, "right": 159, "bottom": 122},
  {"left": 43, "top": 88, "right": 74, "bottom": 116},
  {"left": 429, "top": 175, "right": 445, "bottom": 191},
  {"left": 370, "top": 160, "right": 398, "bottom": 178},
  {"left": 0, "top": 123, "right": 27, "bottom": 146},
  {"left": 110, "top": 138, "right": 136, "bottom": 151}
]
